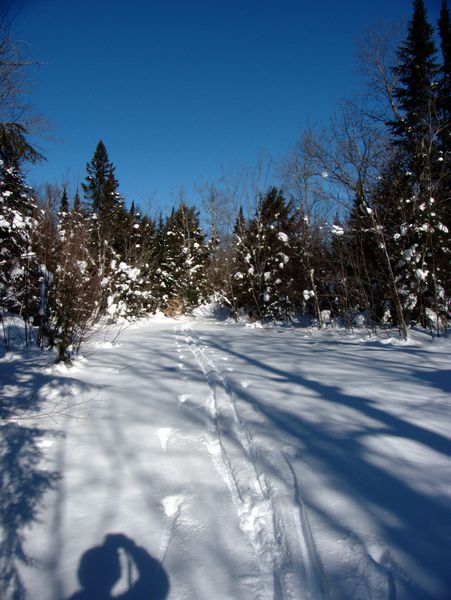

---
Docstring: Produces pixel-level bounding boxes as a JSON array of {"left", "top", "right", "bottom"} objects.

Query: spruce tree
[
  {"left": 384, "top": 0, "right": 450, "bottom": 331},
  {"left": 82, "top": 140, "right": 127, "bottom": 254},
  {"left": 0, "top": 159, "right": 39, "bottom": 322},
  {"left": 73, "top": 190, "right": 82, "bottom": 214},
  {"left": 390, "top": 0, "right": 439, "bottom": 176},
  {"left": 232, "top": 188, "right": 297, "bottom": 320},
  {"left": 157, "top": 204, "right": 209, "bottom": 313},
  {"left": 59, "top": 187, "right": 69, "bottom": 213},
  {"left": 437, "top": 0, "right": 451, "bottom": 237},
  {"left": 82, "top": 140, "right": 119, "bottom": 214},
  {"left": 438, "top": 0, "right": 451, "bottom": 130}
]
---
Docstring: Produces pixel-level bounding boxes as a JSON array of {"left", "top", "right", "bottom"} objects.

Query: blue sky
[{"left": 12, "top": 0, "right": 442, "bottom": 214}]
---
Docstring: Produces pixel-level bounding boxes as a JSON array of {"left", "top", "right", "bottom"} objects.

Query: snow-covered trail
[
  {"left": 2, "top": 316, "right": 450, "bottom": 599},
  {"left": 177, "top": 321, "right": 325, "bottom": 600}
]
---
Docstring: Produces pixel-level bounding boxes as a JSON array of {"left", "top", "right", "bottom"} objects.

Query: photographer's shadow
[{"left": 67, "top": 533, "right": 169, "bottom": 600}]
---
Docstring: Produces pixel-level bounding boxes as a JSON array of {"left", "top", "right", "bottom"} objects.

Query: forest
[{"left": 1, "top": 0, "right": 450, "bottom": 363}]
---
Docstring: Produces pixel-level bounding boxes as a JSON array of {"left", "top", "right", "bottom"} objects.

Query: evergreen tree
[
  {"left": 232, "top": 188, "right": 298, "bottom": 320},
  {"left": 59, "top": 187, "right": 69, "bottom": 213},
  {"left": 438, "top": 0, "right": 451, "bottom": 131},
  {"left": 0, "top": 35, "right": 44, "bottom": 337},
  {"left": 390, "top": 0, "right": 440, "bottom": 177},
  {"left": 157, "top": 204, "right": 209, "bottom": 313},
  {"left": 383, "top": 0, "right": 450, "bottom": 330},
  {"left": 0, "top": 123, "right": 43, "bottom": 168},
  {"left": 437, "top": 0, "right": 451, "bottom": 242},
  {"left": 0, "top": 160, "right": 39, "bottom": 322},
  {"left": 73, "top": 190, "right": 82, "bottom": 214},
  {"left": 82, "top": 140, "right": 127, "bottom": 254},
  {"left": 106, "top": 206, "right": 157, "bottom": 319},
  {"left": 82, "top": 140, "right": 118, "bottom": 214}
]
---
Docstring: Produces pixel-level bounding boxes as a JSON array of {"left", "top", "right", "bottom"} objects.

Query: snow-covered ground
[{"left": 1, "top": 314, "right": 450, "bottom": 599}]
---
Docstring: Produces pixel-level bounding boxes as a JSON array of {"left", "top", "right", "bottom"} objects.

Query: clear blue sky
[{"left": 12, "top": 0, "right": 442, "bottom": 214}]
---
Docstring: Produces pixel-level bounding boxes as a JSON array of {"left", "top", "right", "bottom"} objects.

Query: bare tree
[
  {"left": 280, "top": 128, "right": 331, "bottom": 326},
  {"left": 357, "top": 23, "right": 404, "bottom": 124},
  {"left": 0, "top": 9, "right": 43, "bottom": 161}
]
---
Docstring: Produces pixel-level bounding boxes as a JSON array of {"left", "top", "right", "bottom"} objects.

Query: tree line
[{"left": 0, "top": 0, "right": 449, "bottom": 361}]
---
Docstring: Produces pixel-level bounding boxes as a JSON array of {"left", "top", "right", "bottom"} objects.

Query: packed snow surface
[{"left": 1, "top": 315, "right": 450, "bottom": 599}]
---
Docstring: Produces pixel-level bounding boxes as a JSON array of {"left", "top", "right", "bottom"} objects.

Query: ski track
[
  {"left": 158, "top": 495, "right": 184, "bottom": 564},
  {"left": 175, "top": 321, "right": 326, "bottom": 600}
]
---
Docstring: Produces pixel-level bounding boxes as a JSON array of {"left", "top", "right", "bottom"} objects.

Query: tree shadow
[
  {"left": 414, "top": 369, "right": 451, "bottom": 394},
  {"left": 0, "top": 423, "right": 60, "bottom": 600},
  {"left": 66, "top": 533, "right": 169, "bottom": 600},
  {"left": 202, "top": 331, "right": 451, "bottom": 596},
  {"left": 0, "top": 348, "right": 103, "bottom": 600}
]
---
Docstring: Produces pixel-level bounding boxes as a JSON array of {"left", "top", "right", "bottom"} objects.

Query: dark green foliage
[
  {"left": 59, "top": 187, "right": 69, "bottom": 213},
  {"left": 82, "top": 140, "right": 128, "bottom": 254},
  {"left": 0, "top": 160, "right": 39, "bottom": 320},
  {"left": 82, "top": 140, "right": 119, "bottom": 215},
  {"left": 157, "top": 203, "right": 209, "bottom": 312},
  {"left": 379, "top": 0, "right": 450, "bottom": 329},
  {"left": 390, "top": 0, "right": 439, "bottom": 170},
  {"left": 73, "top": 190, "right": 82, "bottom": 214},
  {"left": 438, "top": 0, "right": 451, "bottom": 129},
  {"left": 0, "top": 123, "right": 43, "bottom": 168},
  {"left": 233, "top": 188, "right": 299, "bottom": 320}
]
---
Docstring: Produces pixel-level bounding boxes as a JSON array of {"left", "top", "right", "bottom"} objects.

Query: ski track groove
[
  {"left": 158, "top": 496, "right": 183, "bottom": 564},
  {"left": 176, "top": 321, "right": 326, "bottom": 600},
  {"left": 283, "top": 454, "right": 327, "bottom": 600}
]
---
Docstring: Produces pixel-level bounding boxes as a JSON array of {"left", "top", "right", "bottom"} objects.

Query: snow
[
  {"left": 414, "top": 269, "right": 429, "bottom": 281},
  {"left": 331, "top": 224, "right": 344, "bottom": 236},
  {"left": 1, "top": 316, "right": 450, "bottom": 599}
]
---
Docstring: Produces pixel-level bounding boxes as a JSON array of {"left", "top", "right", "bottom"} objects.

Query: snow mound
[{"left": 191, "top": 300, "right": 231, "bottom": 320}]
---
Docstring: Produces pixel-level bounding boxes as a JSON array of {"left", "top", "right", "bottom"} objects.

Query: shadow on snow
[
  {"left": 0, "top": 350, "right": 99, "bottom": 600},
  {"left": 205, "top": 330, "right": 451, "bottom": 597}
]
